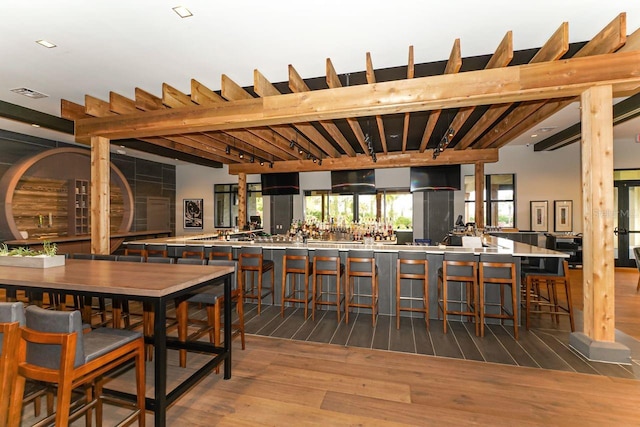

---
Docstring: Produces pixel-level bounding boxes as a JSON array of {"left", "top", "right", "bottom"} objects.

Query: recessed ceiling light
[
  {"left": 10, "top": 87, "right": 49, "bottom": 99},
  {"left": 172, "top": 6, "right": 193, "bottom": 18},
  {"left": 35, "top": 39, "right": 57, "bottom": 48},
  {"left": 537, "top": 127, "right": 557, "bottom": 133},
  {"left": 530, "top": 134, "right": 538, "bottom": 138},
  {"left": 31, "top": 124, "right": 40, "bottom": 128}
]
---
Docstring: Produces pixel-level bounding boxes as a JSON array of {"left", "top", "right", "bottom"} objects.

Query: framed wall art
[
  {"left": 530, "top": 200, "right": 548, "bottom": 232},
  {"left": 554, "top": 200, "right": 573, "bottom": 233},
  {"left": 183, "top": 198, "right": 203, "bottom": 229}
]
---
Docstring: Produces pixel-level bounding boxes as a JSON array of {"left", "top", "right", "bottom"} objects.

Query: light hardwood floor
[{"left": 16, "top": 267, "right": 640, "bottom": 425}]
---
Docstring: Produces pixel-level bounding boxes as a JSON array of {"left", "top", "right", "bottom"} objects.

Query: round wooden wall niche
[{"left": 0, "top": 147, "right": 134, "bottom": 240}]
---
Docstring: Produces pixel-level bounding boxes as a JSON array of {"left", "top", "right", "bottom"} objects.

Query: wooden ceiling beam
[
  {"left": 160, "top": 83, "right": 282, "bottom": 161},
  {"left": 288, "top": 65, "right": 356, "bottom": 157},
  {"left": 75, "top": 50, "right": 640, "bottom": 140},
  {"left": 419, "top": 39, "right": 462, "bottom": 152},
  {"left": 229, "top": 148, "right": 498, "bottom": 175},
  {"left": 254, "top": 69, "right": 340, "bottom": 158},
  {"left": 365, "top": 52, "right": 388, "bottom": 154},
  {"left": 457, "top": 22, "right": 569, "bottom": 150},
  {"left": 326, "top": 58, "right": 369, "bottom": 154},
  {"left": 475, "top": 13, "right": 627, "bottom": 149},
  {"left": 189, "top": 79, "right": 294, "bottom": 161},
  {"left": 402, "top": 46, "right": 414, "bottom": 153},
  {"left": 447, "top": 32, "right": 513, "bottom": 149},
  {"left": 66, "top": 96, "right": 229, "bottom": 163},
  {"left": 220, "top": 74, "right": 307, "bottom": 160}
]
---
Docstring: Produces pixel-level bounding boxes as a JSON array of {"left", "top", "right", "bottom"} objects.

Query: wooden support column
[
  {"left": 474, "top": 163, "right": 484, "bottom": 229},
  {"left": 91, "top": 136, "right": 110, "bottom": 254},
  {"left": 237, "top": 173, "right": 246, "bottom": 230},
  {"left": 570, "top": 85, "right": 630, "bottom": 363}
]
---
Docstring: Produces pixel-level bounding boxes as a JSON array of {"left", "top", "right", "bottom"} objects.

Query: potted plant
[{"left": 0, "top": 241, "right": 65, "bottom": 268}]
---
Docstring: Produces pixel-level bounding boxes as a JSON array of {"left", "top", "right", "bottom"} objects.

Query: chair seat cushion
[
  {"left": 187, "top": 285, "right": 224, "bottom": 304},
  {"left": 83, "top": 328, "right": 142, "bottom": 363}
]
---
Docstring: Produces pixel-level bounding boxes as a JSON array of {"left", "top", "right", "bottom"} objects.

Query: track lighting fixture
[
  {"left": 269, "top": 162, "right": 274, "bottom": 168},
  {"left": 318, "top": 158, "right": 322, "bottom": 166},
  {"left": 239, "top": 151, "right": 244, "bottom": 159},
  {"left": 290, "top": 140, "right": 295, "bottom": 149},
  {"left": 250, "top": 156, "right": 255, "bottom": 163},
  {"left": 260, "top": 160, "right": 265, "bottom": 166},
  {"left": 225, "top": 145, "right": 231, "bottom": 155}
]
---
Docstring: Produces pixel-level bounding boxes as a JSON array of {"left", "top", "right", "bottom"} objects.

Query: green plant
[
  {"left": 8, "top": 246, "right": 38, "bottom": 257},
  {"left": 42, "top": 240, "right": 58, "bottom": 256},
  {"left": 0, "top": 243, "right": 8, "bottom": 255}
]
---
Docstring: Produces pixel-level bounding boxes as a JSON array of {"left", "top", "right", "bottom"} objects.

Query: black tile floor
[{"left": 242, "top": 303, "right": 640, "bottom": 380}]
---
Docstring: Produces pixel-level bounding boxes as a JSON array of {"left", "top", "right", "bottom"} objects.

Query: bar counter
[{"left": 126, "top": 233, "right": 566, "bottom": 321}]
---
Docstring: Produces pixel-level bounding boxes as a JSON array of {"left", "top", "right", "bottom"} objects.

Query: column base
[{"left": 569, "top": 332, "right": 631, "bottom": 364}]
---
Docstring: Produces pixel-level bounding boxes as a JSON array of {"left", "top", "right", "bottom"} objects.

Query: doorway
[{"left": 614, "top": 178, "right": 640, "bottom": 267}]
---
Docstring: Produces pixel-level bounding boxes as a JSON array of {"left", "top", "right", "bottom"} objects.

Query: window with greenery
[
  {"left": 304, "top": 189, "right": 412, "bottom": 230},
  {"left": 464, "top": 174, "right": 515, "bottom": 227},
  {"left": 214, "top": 183, "right": 262, "bottom": 228}
]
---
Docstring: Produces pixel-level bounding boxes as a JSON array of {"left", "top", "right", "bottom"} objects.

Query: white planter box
[{"left": 0, "top": 254, "right": 65, "bottom": 268}]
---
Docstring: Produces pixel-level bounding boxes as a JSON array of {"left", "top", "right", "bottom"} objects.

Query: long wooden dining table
[{"left": 0, "top": 258, "right": 235, "bottom": 427}]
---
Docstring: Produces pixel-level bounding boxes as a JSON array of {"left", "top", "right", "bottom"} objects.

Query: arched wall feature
[{"left": 0, "top": 147, "right": 134, "bottom": 240}]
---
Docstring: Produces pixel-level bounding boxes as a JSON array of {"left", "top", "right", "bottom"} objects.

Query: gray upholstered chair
[
  {"left": 175, "top": 260, "right": 244, "bottom": 368},
  {"left": 8, "top": 305, "right": 146, "bottom": 426},
  {"left": 634, "top": 247, "right": 640, "bottom": 292},
  {"left": 0, "top": 302, "right": 23, "bottom": 424}
]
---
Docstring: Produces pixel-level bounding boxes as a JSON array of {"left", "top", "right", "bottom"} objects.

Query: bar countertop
[{"left": 126, "top": 233, "right": 567, "bottom": 258}]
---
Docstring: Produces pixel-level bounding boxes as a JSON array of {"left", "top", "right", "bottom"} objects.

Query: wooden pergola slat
[
  {"left": 365, "top": 52, "right": 388, "bottom": 154},
  {"left": 75, "top": 50, "right": 640, "bottom": 141},
  {"left": 288, "top": 65, "right": 357, "bottom": 157},
  {"left": 418, "top": 39, "right": 462, "bottom": 152},
  {"left": 456, "top": 22, "right": 569, "bottom": 150}
]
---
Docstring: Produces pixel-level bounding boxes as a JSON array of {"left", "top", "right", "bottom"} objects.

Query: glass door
[{"left": 614, "top": 179, "right": 640, "bottom": 267}]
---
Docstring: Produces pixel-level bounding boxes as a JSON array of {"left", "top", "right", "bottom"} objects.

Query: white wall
[{"left": 176, "top": 138, "right": 640, "bottom": 236}]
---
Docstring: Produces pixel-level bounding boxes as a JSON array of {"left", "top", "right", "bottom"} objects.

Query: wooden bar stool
[
  {"left": 207, "top": 245, "right": 233, "bottom": 261},
  {"left": 345, "top": 250, "right": 379, "bottom": 326},
  {"left": 146, "top": 243, "right": 169, "bottom": 258},
  {"left": 239, "top": 246, "right": 274, "bottom": 314},
  {"left": 522, "top": 257, "right": 574, "bottom": 331},
  {"left": 281, "top": 248, "right": 312, "bottom": 318},
  {"left": 396, "top": 251, "right": 429, "bottom": 330},
  {"left": 437, "top": 252, "right": 479, "bottom": 335},
  {"left": 181, "top": 245, "right": 205, "bottom": 260},
  {"left": 124, "top": 242, "right": 147, "bottom": 260},
  {"left": 478, "top": 253, "right": 518, "bottom": 339},
  {"left": 312, "top": 249, "right": 345, "bottom": 322}
]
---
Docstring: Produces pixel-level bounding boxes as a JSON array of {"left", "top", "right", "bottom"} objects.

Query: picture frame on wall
[
  {"left": 554, "top": 200, "right": 572, "bottom": 232},
  {"left": 183, "top": 198, "right": 203, "bottom": 229},
  {"left": 530, "top": 200, "right": 548, "bottom": 232}
]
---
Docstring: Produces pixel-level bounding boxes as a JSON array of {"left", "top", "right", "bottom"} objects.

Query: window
[
  {"left": 304, "top": 189, "right": 412, "bottom": 230},
  {"left": 214, "top": 183, "right": 262, "bottom": 228},
  {"left": 464, "top": 174, "right": 515, "bottom": 227}
]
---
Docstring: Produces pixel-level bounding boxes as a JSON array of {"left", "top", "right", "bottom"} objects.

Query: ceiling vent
[{"left": 10, "top": 87, "right": 49, "bottom": 99}]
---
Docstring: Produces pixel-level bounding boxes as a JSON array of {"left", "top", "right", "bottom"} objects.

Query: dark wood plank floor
[{"left": 244, "top": 303, "right": 640, "bottom": 380}]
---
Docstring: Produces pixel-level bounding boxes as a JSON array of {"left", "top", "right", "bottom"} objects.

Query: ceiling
[{"left": 2, "top": 1, "right": 640, "bottom": 169}]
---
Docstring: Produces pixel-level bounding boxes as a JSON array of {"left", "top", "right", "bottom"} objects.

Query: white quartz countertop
[{"left": 126, "top": 234, "right": 567, "bottom": 258}]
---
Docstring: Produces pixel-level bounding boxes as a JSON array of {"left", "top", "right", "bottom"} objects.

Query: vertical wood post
[
  {"left": 238, "top": 173, "right": 246, "bottom": 230},
  {"left": 581, "top": 85, "right": 615, "bottom": 342},
  {"left": 91, "top": 136, "right": 110, "bottom": 254},
  {"left": 474, "top": 162, "right": 484, "bottom": 229}
]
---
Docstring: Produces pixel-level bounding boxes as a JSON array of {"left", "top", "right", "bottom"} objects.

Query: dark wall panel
[{"left": 0, "top": 130, "right": 176, "bottom": 241}]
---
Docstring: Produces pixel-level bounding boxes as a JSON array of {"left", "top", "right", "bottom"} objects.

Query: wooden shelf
[{"left": 69, "top": 179, "right": 90, "bottom": 236}]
